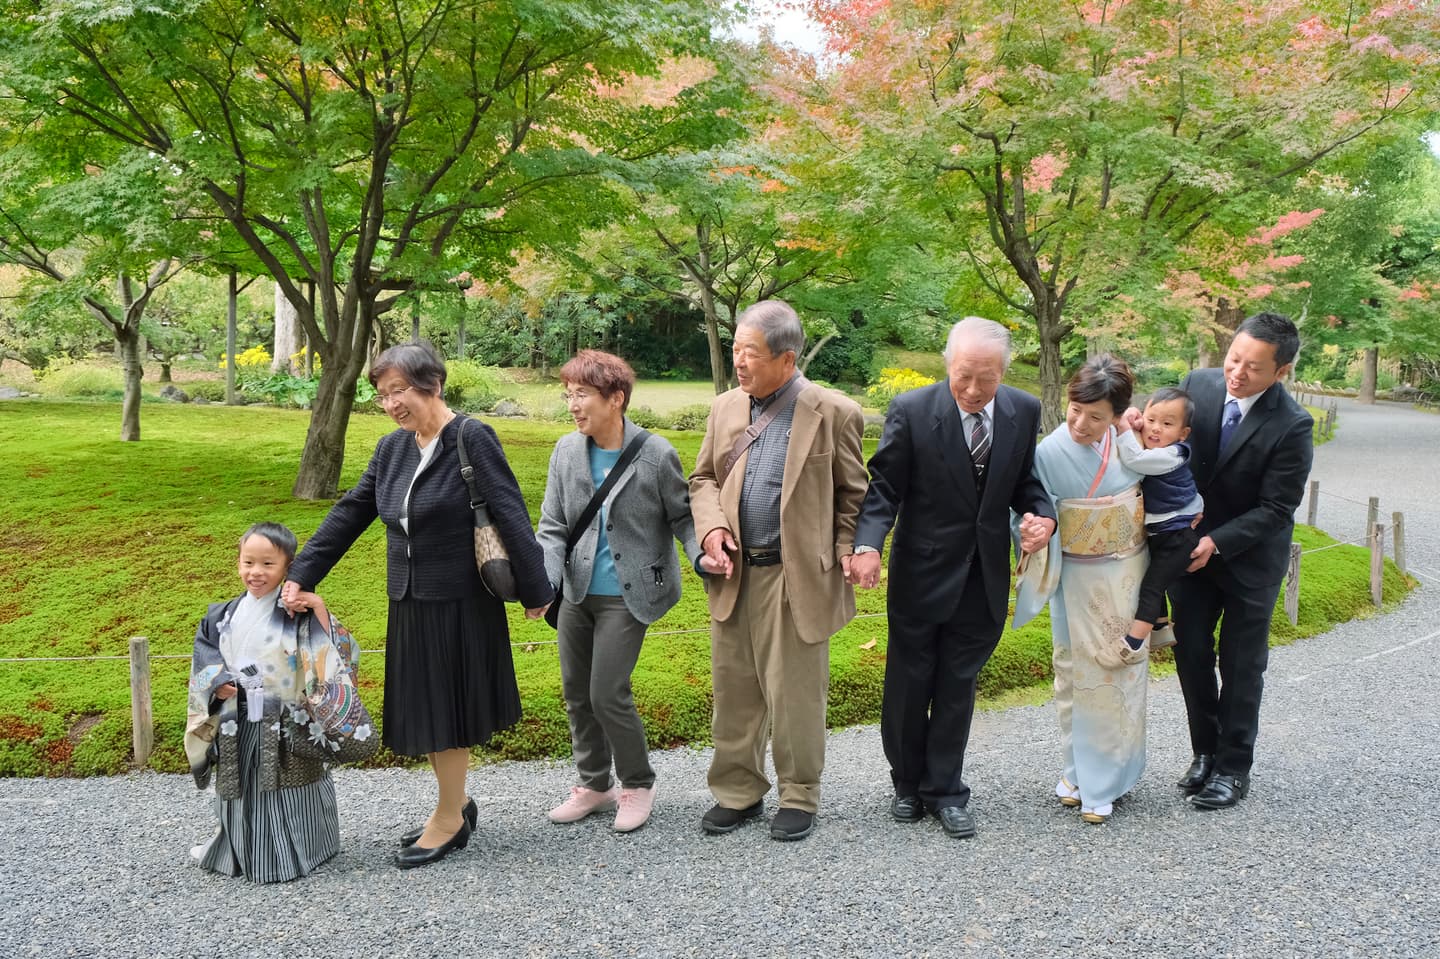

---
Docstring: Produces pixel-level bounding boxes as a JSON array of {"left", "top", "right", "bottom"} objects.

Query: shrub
[
  {"left": 666, "top": 403, "right": 713, "bottom": 431},
  {"left": 33, "top": 358, "right": 125, "bottom": 399},
  {"left": 865, "top": 367, "right": 936, "bottom": 412},
  {"left": 444, "top": 361, "right": 505, "bottom": 411},
  {"left": 184, "top": 380, "right": 227, "bottom": 402},
  {"left": 626, "top": 405, "right": 664, "bottom": 430}
]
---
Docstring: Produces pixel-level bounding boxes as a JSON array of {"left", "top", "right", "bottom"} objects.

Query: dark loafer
[
  {"left": 701, "top": 799, "right": 765, "bottom": 835},
  {"left": 1190, "top": 773, "right": 1249, "bottom": 810},
  {"left": 1176, "top": 755, "right": 1215, "bottom": 794},
  {"left": 399, "top": 797, "right": 478, "bottom": 848},
  {"left": 890, "top": 794, "right": 925, "bottom": 823},
  {"left": 770, "top": 808, "right": 815, "bottom": 841},
  {"left": 394, "top": 818, "right": 472, "bottom": 869},
  {"left": 934, "top": 805, "right": 976, "bottom": 839}
]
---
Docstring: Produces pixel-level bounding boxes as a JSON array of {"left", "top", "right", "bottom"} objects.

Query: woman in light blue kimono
[{"left": 1015, "top": 355, "right": 1149, "bottom": 824}]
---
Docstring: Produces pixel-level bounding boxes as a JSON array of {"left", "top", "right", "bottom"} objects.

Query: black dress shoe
[
  {"left": 1176, "top": 754, "right": 1215, "bottom": 794},
  {"left": 399, "top": 797, "right": 478, "bottom": 848},
  {"left": 393, "top": 818, "right": 472, "bottom": 869},
  {"left": 933, "top": 805, "right": 976, "bottom": 839},
  {"left": 890, "top": 794, "right": 925, "bottom": 823},
  {"left": 1190, "top": 773, "right": 1249, "bottom": 810},
  {"left": 701, "top": 799, "right": 764, "bottom": 835},
  {"left": 770, "top": 808, "right": 815, "bottom": 841}
]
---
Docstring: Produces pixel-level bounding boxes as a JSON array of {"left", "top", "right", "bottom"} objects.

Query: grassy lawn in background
[{"left": 0, "top": 398, "right": 1404, "bottom": 777}]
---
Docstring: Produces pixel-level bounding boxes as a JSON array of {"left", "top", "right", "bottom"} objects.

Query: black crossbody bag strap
[{"left": 562, "top": 429, "right": 652, "bottom": 561}]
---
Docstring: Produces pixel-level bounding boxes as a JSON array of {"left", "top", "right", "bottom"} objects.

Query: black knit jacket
[{"left": 289, "top": 414, "right": 554, "bottom": 608}]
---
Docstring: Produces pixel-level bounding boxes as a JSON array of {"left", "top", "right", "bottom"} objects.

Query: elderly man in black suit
[
  {"left": 1172, "top": 312, "right": 1314, "bottom": 810},
  {"left": 849, "top": 317, "right": 1055, "bottom": 839}
]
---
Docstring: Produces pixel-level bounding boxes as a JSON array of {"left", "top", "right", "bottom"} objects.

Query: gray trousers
[{"left": 557, "top": 593, "right": 655, "bottom": 790}]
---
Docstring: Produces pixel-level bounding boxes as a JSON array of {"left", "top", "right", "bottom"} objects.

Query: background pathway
[{"left": 3, "top": 398, "right": 1437, "bottom": 958}]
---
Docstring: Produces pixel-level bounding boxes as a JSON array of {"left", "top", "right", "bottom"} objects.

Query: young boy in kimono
[{"left": 185, "top": 522, "right": 372, "bottom": 882}]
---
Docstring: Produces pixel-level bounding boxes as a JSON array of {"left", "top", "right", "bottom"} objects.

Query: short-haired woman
[
  {"left": 284, "top": 341, "right": 553, "bottom": 868},
  {"left": 536, "top": 349, "right": 702, "bottom": 832},
  {"left": 1014, "top": 354, "right": 1148, "bottom": 824}
]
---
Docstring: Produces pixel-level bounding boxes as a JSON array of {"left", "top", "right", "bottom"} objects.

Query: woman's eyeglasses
[{"left": 374, "top": 386, "right": 415, "bottom": 406}]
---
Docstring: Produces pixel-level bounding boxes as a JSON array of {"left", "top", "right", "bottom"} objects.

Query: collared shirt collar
[
  {"left": 1225, "top": 392, "right": 1262, "bottom": 419},
  {"left": 955, "top": 396, "right": 996, "bottom": 424},
  {"left": 750, "top": 372, "right": 802, "bottom": 411}
]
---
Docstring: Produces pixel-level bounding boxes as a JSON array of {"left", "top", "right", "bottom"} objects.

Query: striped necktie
[{"left": 969, "top": 412, "right": 991, "bottom": 479}]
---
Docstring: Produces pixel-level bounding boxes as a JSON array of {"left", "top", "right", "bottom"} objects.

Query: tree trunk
[
  {"left": 291, "top": 364, "right": 360, "bottom": 499},
  {"left": 274, "top": 284, "right": 301, "bottom": 373},
  {"left": 117, "top": 324, "right": 143, "bottom": 442},
  {"left": 226, "top": 271, "right": 239, "bottom": 405},
  {"left": 158, "top": 362, "right": 172, "bottom": 383},
  {"left": 699, "top": 290, "right": 728, "bottom": 395},
  {"left": 1036, "top": 306, "right": 1066, "bottom": 433},
  {"left": 1359, "top": 347, "right": 1378, "bottom": 404}
]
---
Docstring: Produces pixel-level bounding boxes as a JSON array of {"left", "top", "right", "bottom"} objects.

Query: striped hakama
[{"left": 196, "top": 715, "right": 340, "bottom": 883}]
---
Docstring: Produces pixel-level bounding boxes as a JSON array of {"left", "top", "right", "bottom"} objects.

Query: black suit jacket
[
  {"left": 289, "top": 415, "right": 553, "bottom": 608},
  {"left": 1180, "top": 369, "right": 1313, "bottom": 588},
  {"left": 855, "top": 381, "right": 1054, "bottom": 624}
]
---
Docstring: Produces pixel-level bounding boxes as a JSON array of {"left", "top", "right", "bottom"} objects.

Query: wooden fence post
[
  {"left": 1366, "top": 496, "right": 1379, "bottom": 543},
  {"left": 1284, "top": 542, "right": 1301, "bottom": 626},
  {"left": 1392, "top": 511, "right": 1406, "bottom": 574},
  {"left": 1306, "top": 480, "right": 1318, "bottom": 527},
  {"left": 1369, "top": 524, "right": 1385, "bottom": 608},
  {"left": 130, "top": 636, "right": 153, "bottom": 768}
]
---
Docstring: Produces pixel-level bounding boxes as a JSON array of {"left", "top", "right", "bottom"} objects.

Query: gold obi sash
[{"left": 1057, "top": 487, "right": 1146, "bottom": 562}]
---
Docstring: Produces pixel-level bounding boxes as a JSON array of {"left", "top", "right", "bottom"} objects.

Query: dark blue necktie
[{"left": 1218, "top": 399, "right": 1242, "bottom": 453}]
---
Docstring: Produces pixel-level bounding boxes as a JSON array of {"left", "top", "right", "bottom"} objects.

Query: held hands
[
  {"left": 1018, "top": 513, "right": 1056, "bottom": 555},
  {"left": 1187, "top": 535, "right": 1218, "bottom": 572},
  {"left": 524, "top": 604, "right": 551, "bottom": 620},
  {"left": 215, "top": 682, "right": 237, "bottom": 701},
  {"left": 847, "top": 550, "right": 882, "bottom": 589},
  {"left": 700, "top": 527, "right": 737, "bottom": 579}
]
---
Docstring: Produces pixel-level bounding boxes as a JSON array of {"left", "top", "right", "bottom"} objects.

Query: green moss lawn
[{"left": 0, "top": 399, "right": 1408, "bottom": 777}]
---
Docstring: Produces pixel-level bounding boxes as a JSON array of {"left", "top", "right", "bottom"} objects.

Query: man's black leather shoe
[
  {"left": 701, "top": 799, "right": 765, "bottom": 834},
  {"left": 770, "top": 808, "right": 815, "bottom": 841},
  {"left": 399, "top": 797, "right": 478, "bottom": 848},
  {"left": 890, "top": 794, "right": 925, "bottom": 823},
  {"left": 1189, "top": 773, "right": 1249, "bottom": 810},
  {"left": 933, "top": 805, "right": 976, "bottom": 839},
  {"left": 1176, "top": 754, "right": 1215, "bottom": 794}
]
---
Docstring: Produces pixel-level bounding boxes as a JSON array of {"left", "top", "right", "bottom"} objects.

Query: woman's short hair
[
  {"left": 559, "top": 349, "right": 637, "bottom": 413},
  {"left": 369, "top": 341, "right": 447, "bottom": 396},
  {"left": 737, "top": 300, "right": 805, "bottom": 358},
  {"left": 1067, "top": 354, "right": 1134, "bottom": 415},
  {"left": 239, "top": 522, "right": 298, "bottom": 562}
]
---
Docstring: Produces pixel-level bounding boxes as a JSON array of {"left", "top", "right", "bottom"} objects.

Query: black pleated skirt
[{"left": 383, "top": 594, "right": 522, "bottom": 757}]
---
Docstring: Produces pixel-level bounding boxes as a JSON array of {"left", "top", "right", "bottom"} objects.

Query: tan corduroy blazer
[{"left": 689, "top": 382, "right": 868, "bottom": 644}]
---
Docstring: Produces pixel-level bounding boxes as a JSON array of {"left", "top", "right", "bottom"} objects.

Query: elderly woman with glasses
[
  {"left": 536, "top": 350, "right": 705, "bottom": 833},
  {"left": 284, "top": 341, "right": 553, "bottom": 868}
]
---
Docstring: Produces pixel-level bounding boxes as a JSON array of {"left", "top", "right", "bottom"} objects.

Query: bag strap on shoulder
[{"left": 562, "top": 429, "right": 652, "bottom": 558}]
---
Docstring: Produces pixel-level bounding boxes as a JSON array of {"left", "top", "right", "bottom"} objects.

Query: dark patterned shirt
[{"left": 738, "top": 376, "right": 800, "bottom": 551}]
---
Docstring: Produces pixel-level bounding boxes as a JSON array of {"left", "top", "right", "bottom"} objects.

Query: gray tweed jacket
[{"left": 537, "top": 419, "right": 702, "bottom": 625}]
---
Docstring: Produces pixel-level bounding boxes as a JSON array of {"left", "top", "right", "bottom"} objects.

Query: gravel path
[{"left": 4, "top": 398, "right": 1437, "bottom": 958}]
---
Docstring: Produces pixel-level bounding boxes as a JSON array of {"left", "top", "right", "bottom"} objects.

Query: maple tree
[
  {"left": 0, "top": 0, "right": 723, "bottom": 497},
  {"left": 802, "top": 0, "right": 1440, "bottom": 423}
]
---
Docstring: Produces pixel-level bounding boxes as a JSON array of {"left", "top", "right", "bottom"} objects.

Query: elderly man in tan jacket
[{"left": 689, "top": 299, "right": 868, "bottom": 841}]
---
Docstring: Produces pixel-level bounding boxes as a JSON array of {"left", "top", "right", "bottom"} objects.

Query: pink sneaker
[
  {"left": 548, "top": 785, "right": 618, "bottom": 824},
  {"left": 612, "top": 786, "right": 656, "bottom": 833}
]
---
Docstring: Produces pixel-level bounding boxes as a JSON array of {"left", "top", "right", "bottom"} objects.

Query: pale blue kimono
[{"left": 1016, "top": 424, "right": 1149, "bottom": 811}]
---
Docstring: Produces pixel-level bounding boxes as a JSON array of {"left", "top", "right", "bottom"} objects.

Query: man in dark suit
[
  {"left": 849, "top": 317, "right": 1055, "bottom": 839},
  {"left": 1172, "top": 312, "right": 1313, "bottom": 810}
]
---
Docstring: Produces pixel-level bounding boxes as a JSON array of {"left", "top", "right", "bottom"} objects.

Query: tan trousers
[{"left": 707, "top": 563, "right": 831, "bottom": 813}]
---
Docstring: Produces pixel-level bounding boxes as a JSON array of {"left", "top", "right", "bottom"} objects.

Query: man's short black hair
[{"left": 1236, "top": 312, "right": 1300, "bottom": 367}]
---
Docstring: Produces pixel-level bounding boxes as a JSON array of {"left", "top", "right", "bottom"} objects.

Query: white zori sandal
[{"left": 1055, "top": 777, "right": 1081, "bottom": 807}]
